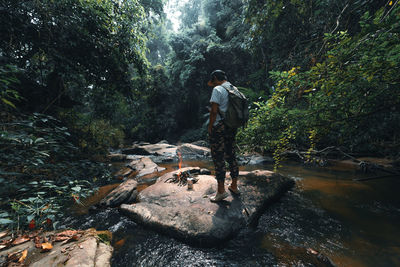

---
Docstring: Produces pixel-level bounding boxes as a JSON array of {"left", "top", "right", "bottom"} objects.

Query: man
[{"left": 207, "top": 70, "right": 240, "bottom": 202}]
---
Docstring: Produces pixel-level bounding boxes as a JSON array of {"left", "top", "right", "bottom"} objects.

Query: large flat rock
[
  {"left": 120, "top": 169, "right": 294, "bottom": 246},
  {"left": 122, "top": 143, "right": 178, "bottom": 157}
]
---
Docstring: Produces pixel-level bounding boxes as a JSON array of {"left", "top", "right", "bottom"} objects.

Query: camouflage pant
[{"left": 209, "top": 122, "right": 239, "bottom": 182}]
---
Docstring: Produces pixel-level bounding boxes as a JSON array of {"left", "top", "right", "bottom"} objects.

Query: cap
[{"left": 208, "top": 70, "right": 227, "bottom": 83}]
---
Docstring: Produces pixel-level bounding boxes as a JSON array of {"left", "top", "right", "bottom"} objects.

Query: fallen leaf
[
  {"left": 46, "top": 218, "right": 52, "bottom": 225},
  {"left": 55, "top": 236, "right": 70, "bottom": 242},
  {"left": 307, "top": 248, "right": 319, "bottom": 255},
  {"left": 11, "top": 235, "right": 30, "bottom": 246},
  {"left": 7, "top": 250, "right": 21, "bottom": 262},
  {"left": 0, "top": 239, "right": 11, "bottom": 248},
  {"left": 56, "top": 230, "right": 78, "bottom": 237},
  {"left": 0, "top": 230, "right": 9, "bottom": 239},
  {"left": 41, "top": 242, "right": 53, "bottom": 252},
  {"left": 18, "top": 249, "right": 28, "bottom": 263}
]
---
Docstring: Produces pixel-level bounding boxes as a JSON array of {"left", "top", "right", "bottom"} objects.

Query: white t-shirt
[{"left": 210, "top": 81, "right": 231, "bottom": 126}]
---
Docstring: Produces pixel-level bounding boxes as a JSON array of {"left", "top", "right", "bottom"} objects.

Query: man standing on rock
[{"left": 207, "top": 70, "right": 240, "bottom": 202}]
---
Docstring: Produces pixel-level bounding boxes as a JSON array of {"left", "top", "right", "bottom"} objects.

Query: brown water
[{"left": 67, "top": 160, "right": 400, "bottom": 267}]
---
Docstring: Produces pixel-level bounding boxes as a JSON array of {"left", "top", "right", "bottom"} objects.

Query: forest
[{"left": 0, "top": 0, "right": 399, "bottom": 264}]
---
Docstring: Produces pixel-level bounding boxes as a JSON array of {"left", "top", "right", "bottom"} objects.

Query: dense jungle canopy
[{"left": 1, "top": 0, "right": 399, "bottom": 229}]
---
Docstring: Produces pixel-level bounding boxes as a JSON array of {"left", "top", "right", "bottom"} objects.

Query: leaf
[
  {"left": 0, "top": 230, "right": 9, "bottom": 239},
  {"left": 18, "top": 249, "right": 28, "bottom": 263},
  {"left": 27, "top": 215, "right": 35, "bottom": 223},
  {"left": 29, "top": 219, "right": 36, "bottom": 229},
  {"left": 41, "top": 242, "right": 53, "bottom": 251},
  {"left": 0, "top": 212, "right": 9, "bottom": 217},
  {"left": 11, "top": 235, "right": 30, "bottom": 245},
  {"left": 1, "top": 98, "right": 16, "bottom": 108},
  {"left": 34, "top": 137, "right": 45, "bottom": 143},
  {"left": 71, "top": 186, "right": 81, "bottom": 192},
  {"left": 0, "top": 218, "right": 13, "bottom": 224}
]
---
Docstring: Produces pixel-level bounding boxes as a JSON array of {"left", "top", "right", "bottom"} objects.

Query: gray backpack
[{"left": 220, "top": 84, "right": 249, "bottom": 128}]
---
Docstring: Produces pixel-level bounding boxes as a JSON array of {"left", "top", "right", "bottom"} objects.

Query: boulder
[
  {"left": 100, "top": 179, "right": 138, "bottom": 207},
  {"left": 113, "top": 168, "right": 133, "bottom": 179},
  {"left": 121, "top": 146, "right": 150, "bottom": 155},
  {"left": 120, "top": 169, "right": 294, "bottom": 246},
  {"left": 177, "top": 143, "right": 211, "bottom": 158},
  {"left": 127, "top": 157, "right": 166, "bottom": 178},
  {"left": 122, "top": 143, "right": 177, "bottom": 157}
]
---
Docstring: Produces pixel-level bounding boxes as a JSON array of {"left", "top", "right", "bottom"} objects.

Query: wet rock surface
[
  {"left": 177, "top": 143, "right": 210, "bottom": 158},
  {"left": 117, "top": 141, "right": 212, "bottom": 161},
  {"left": 100, "top": 179, "right": 138, "bottom": 207},
  {"left": 127, "top": 156, "right": 166, "bottom": 178},
  {"left": 122, "top": 143, "right": 178, "bottom": 157},
  {"left": 120, "top": 168, "right": 294, "bottom": 246}
]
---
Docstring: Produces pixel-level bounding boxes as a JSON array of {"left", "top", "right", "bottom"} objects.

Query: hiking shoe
[
  {"left": 228, "top": 185, "right": 241, "bottom": 195},
  {"left": 210, "top": 191, "right": 229, "bottom": 202}
]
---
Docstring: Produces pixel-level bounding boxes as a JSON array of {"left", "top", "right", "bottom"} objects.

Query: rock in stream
[{"left": 120, "top": 168, "right": 294, "bottom": 246}]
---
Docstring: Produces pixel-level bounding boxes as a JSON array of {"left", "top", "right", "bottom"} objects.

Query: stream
[{"left": 63, "top": 160, "right": 400, "bottom": 267}]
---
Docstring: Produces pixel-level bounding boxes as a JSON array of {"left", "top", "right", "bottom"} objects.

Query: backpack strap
[
  {"left": 216, "top": 84, "right": 231, "bottom": 120},
  {"left": 221, "top": 83, "right": 245, "bottom": 98}
]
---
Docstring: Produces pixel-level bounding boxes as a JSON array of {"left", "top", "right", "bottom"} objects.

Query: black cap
[{"left": 209, "top": 70, "right": 227, "bottom": 83}]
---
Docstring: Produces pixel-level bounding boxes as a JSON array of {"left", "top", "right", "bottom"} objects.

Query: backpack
[{"left": 220, "top": 84, "right": 249, "bottom": 128}]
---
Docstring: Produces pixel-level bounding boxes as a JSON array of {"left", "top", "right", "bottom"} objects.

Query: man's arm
[{"left": 208, "top": 102, "right": 219, "bottom": 134}]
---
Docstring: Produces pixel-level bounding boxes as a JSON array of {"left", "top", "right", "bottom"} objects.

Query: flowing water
[{"left": 65, "top": 160, "right": 400, "bottom": 267}]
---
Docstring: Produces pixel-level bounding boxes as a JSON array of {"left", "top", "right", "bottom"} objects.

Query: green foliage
[
  {"left": 79, "top": 119, "right": 125, "bottom": 154},
  {"left": 0, "top": 65, "right": 21, "bottom": 109},
  {"left": 59, "top": 110, "right": 125, "bottom": 154},
  {"left": 1, "top": 0, "right": 149, "bottom": 104},
  {"left": 239, "top": 4, "right": 400, "bottom": 160},
  {"left": 0, "top": 113, "right": 112, "bottom": 231}
]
